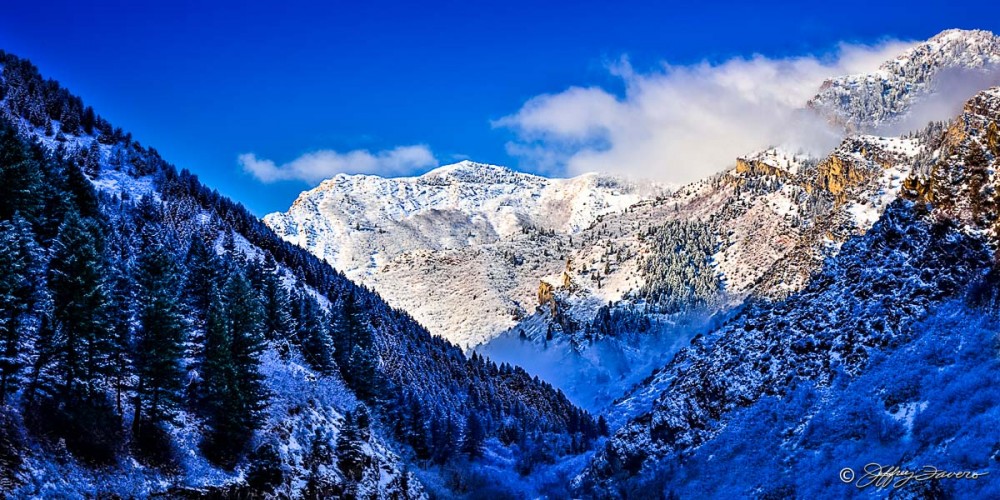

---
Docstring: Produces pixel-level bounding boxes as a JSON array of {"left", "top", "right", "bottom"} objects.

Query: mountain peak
[
  {"left": 810, "top": 28, "right": 1000, "bottom": 132},
  {"left": 421, "top": 160, "right": 529, "bottom": 183},
  {"left": 893, "top": 28, "right": 1000, "bottom": 66},
  {"left": 927, "top": 28, "right": 998, "bottom": 44}
]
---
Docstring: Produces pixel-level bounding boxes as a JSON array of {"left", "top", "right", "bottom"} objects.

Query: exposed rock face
[
  {"left": 734, "top": 157, "right": 792, "bottom": 178},
  {"left": 814, "top": 155, "right": 866, "bottom": 204},
  {"left": 987, "top": 120, "right": 1000, "bottom": 155},
  {"left": 919, "top": 87, "right": 1000, "bottom": 228},
  {"left": 537, "top": 280, "right": 555, "bottom": 309}
]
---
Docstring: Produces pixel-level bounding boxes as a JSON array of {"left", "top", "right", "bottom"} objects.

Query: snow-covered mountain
[
  {"left": 269, "top": 30, "right": 1000, "bottom": 353},
  {"left": 264, "top": 161, "right": 663, "bottom": 347},
  {"left": 577, "top": 86, "right": 1000, "bottom": 498},
  {"left": 263, "top": 30, "right": 1000, "bottom": 414},
  {"left": 809, "top": 29, "right": 1000, "bottom": 132}
]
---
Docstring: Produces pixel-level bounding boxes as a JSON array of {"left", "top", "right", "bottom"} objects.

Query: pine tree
[
  {"left": 59, "top": 105, "right": 80, "bottom": 135},
  {"left": 296, "top": 293, "right": 334, "bottom": 374},
  {"left": 461, "top": 412, "right": 485, "bottom": 458},
  {"left": 46, "top": 211, "right": 111, "bottom": 404},
  {"left": 200, "top": 268, "right": 268, "bottom": 467},
  {"left": 0, "top": 218, "right": 39, "bottom": 399},
  {"left": 348, "top": 344, "right": 378, "bottom": 400},
  {"left": 0, "top": 122, "right": 43, "bottom": 222},
  {"left": 331, "top": 292, "right": 378, "bottom": 400},
  {"left": 64, "top": 160, "right": 100, "bottom": 218},
  {"left": 84, "top": 140, "right": 101, "bottom": 178},
  {"left": 430, "top": 413, "right": 456, "bottom": 464},
  {"left": 106, "top": 261, "right": 134, "bottom": 416},
  {"left": 183, "top": 235, "right": 220, "bottom": 328},
  {"left": 226, "top": 269, "right": 268, "bottom": 428},
  {"left": 33, "top": 211, "right": 121, "bottom": 463},
  {"left": 260, "top": 255, "right": 295, "bottom": 342},
  {"left": 133, "top": 237, "right": 186, "bottom": 449},
  {"left": 335, "top": 409, "right": 368, "bottom": 481},
  {"left": 81, "top": 106, "right": 96, "bottom": 135}
]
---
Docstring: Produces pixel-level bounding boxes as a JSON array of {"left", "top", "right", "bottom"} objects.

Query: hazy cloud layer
[
  {"left": 497, "top": 41, "right": 915, "bottom": 185},
  {"left": 241, "top": 145, "right": 438, "bottom": 183},
  {"left": 883, "top": 64, "right": 1000, "bottom": 135}
]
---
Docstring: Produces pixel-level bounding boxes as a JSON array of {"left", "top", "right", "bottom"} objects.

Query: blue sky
[{"left": 0, "top": 0, "right": 995, "bottom": 215}]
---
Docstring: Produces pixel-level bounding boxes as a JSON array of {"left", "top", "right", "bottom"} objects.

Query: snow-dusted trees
[
  {"left": 47, "top": 211, "right": 113, "bottom": 406},
  {"left": 331, "top": 292, "right": 377, "bottom": 400},
  {"left": 0, "top": 49, "right": 603, "bottom": 495},
  {"left": 199, "top": 268, "right": 268, "bottom": 467},
  {"left": 0, "top": 216, "right": 40, "bottom": 400},
  {"left": 460, "top": 412, "right": 485, "bottom": 458},
  {"left": 259, "top": 255, "right": 296, "bottom": 342},
  {"left": 635, "top": 220, "right": 722, "bottom": 313},
  {"left": 336, "top": 406, "right": 371, "bottom": 481},
  {"left": 29, "top": 210, "right": 121, "bottom": 463},
  {"left": 132, "top": 236, "right": 186, "bottom": 458},
  {"left": 293, "top": 288, "right": 335, "bottom": 375},
  {"left": 0, "top": 124, "right": 43, "bottom": 223}
]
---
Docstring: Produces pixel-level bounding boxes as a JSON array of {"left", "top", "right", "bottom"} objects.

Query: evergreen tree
[
  {"left": 81, "top": 106, "right": 96, "bottom": 135},
  {"left": 296, "top": 294, "right": 335, "bottom": 375},
  {"left": 59, "top": 105, "right": 80, "bottom": 135},
  {"left": 107, "top": 261, "right": 133, "bottom": 416},
  {"left": 0, "top": 122, "right": 43, "bottom": 222},
  {"left": 430, "top": 413, "right": 456, "bottom": 464},
  {"left": 46, "top": 211, "right": 111, "bottom": 404},
  {"left": 64, "top": 159, "right": 100, "bottom": 219},
  {"left": 84, "top": 140, "right": 101, "bottom": 178},
  {"left": 335, "top": 409, "right": 368, "bottom": 481},
  {"left": 331, "top": 292, "right": 378, "bottom": 400},
  {"left": 183, "top": 235, "right": 219, "bottom": 328},
  {"left": 461, "top": 412, "right": 485, "bottom": 459},
  {"left": 199, "top": 269, "right": 268, "bottom": 467},
  {"left": 348, "top": 344, "right": 378, "bottom": 401},
  {"left": 33, "top": 210, "right": 121, "bottom": 463},
  {"left": 260, "top": 255, "right": 295, "bottom": 341},
  {"left": 133, "top": 237, "right": 186, "bottom": 449},
  {"left": 0, "top": 217, "right": 40, "bottom": 399}
]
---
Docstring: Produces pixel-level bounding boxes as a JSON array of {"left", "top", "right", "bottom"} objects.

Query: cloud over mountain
[
  {"left": 497, "top": 40, "right": 915, "bottom": 184},
  {"left": 240, "top": 145, "right": 438, "bottom": 183}
]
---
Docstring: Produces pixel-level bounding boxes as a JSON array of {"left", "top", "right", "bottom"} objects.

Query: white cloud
[
  {"left": 240, "top": 145, "right": 438, "bottom": 183},
  {"left": 496, "top": 40, "right": 916, "bottom": 185}
]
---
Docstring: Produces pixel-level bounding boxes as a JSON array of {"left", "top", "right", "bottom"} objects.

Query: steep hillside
[
  {"left": 479, "top": 130, "right": 930, "bottom": 411},
  {"left": 0, "top": 51, "right": 600, "bottom": 497},
  {"left": 576, "top": 87, "right": 1000, "bottom": 497}
]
